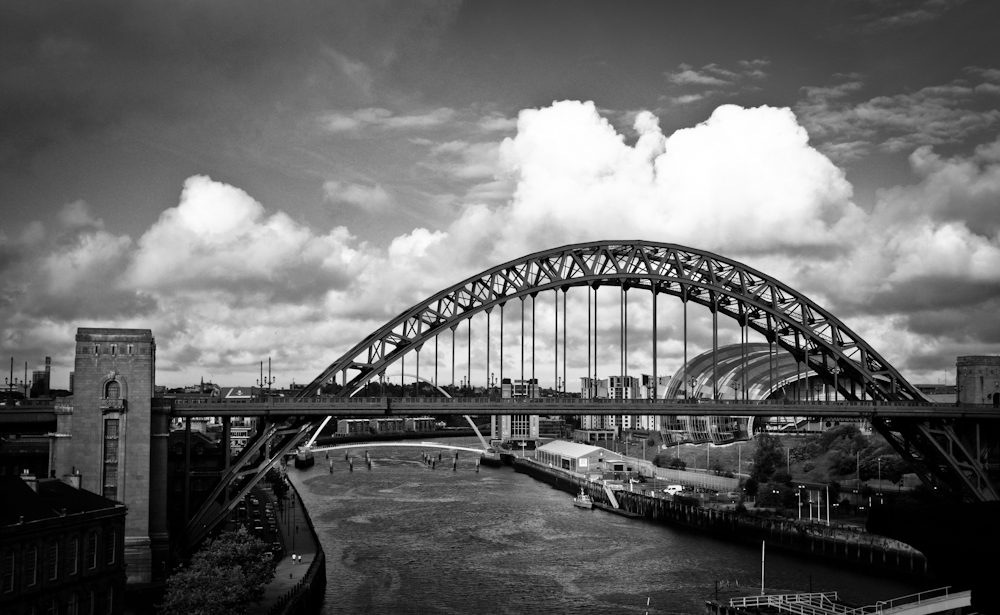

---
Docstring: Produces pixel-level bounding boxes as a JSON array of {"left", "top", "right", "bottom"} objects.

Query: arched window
[{"left": 105, "top": 381, "right": 120, "bottom": 400}]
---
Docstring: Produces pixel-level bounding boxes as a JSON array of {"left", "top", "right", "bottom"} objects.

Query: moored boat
[
  {"left": 294, "top": 447, "right": 315, "bottom": 468},
  {"left": 573, "top": 488, "right": 593, "bottom": 509}
]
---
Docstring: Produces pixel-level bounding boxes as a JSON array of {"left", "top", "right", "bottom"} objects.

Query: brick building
[
  {"left": 0, "top": 474, "right": 126, "bottom": 615},
  {"left": 49, "top": 329, "right": 170, "bottom": 584},
  {"left": 957, "top": 356, "right": 1000, "bottom": 405}
]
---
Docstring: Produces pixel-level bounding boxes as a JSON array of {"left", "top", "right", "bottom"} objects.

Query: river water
[{"left": 290, "top": 439, "right": 928, "bottom": 615}]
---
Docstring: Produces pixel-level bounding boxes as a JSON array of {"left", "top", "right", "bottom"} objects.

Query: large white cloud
[{"left": 3, "top": 100, "right": 999, "bottom": 387}]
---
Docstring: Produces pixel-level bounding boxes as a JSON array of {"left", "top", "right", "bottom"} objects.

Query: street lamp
[
  {"left": 687, "top": 377, "right": 697, "bottom": 400},
  {"left": 5, "top": 358, "right": 24, "bottom": 405},
  {"left": 257, "top": 358, "right": 275, "bottom": 399},
  {"left": 730, "top": 379, "right": 742, "bottom": 401},
  {"left": 797, "top": 485, "right": 804, "bottom": 520}
]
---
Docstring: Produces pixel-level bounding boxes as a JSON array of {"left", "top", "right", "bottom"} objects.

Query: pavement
[{"left": 247, "top": 474, "right": 319, "bottom": 615}]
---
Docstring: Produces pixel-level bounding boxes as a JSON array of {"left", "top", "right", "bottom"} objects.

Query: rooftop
[{"left": 0, "top": 476, "right": 123, "bottom": 527}]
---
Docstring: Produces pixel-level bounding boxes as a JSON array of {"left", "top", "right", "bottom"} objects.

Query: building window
[
  {"left": 103, "top": 418, "right": 120, "bottom": 500},
  {"left": 68, "top": 537, "right": 79, "bottom": 575},
  {"left": 126, "top": 344, "right": 134, "bottom": 355},
  {"left": 25, "top": 545, "right": 37, "bottom": 587},
  {"left": 45, "top": 541, "right": 58, "bottom": 581},
  {"left": 84, "top": 591, "right": 95, "bottom": 615},
  {"left": 1, "top": 550, "right": 13, "bottom": 593},
  {"left": 94, "top": 344, "right": 100, "bottom": 356},
  {"left": 105, "top": 530, "right": 116, "bottom": 565},
  {"left": 106, "top": 586, "right": 114, "bottom": 615},
  {"left": 110, "top": 344, "right": 117, "bottom": 356},
  {"left": 86, "top": 533, "right": 97, "bottom": 570},
  {"left": 105, "top": 381, "right": 120, "bottom": 399},
  {"left": 67, "top": 592, "right": 79, "bottom": 615},
  {"left": 45, "top": 598, "right": 57, "bottom": 615}
]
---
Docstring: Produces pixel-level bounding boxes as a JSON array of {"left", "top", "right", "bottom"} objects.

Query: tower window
[
  {"left": 127, "top": 344, "right": 134, "bottom": 355},
  {"left": 94, "top": 344, "right": 100, "bottom": 356},
  {"left": 110, "top": 344, "right": 117, "bottom": 356},
  {"left": 105, "top": 381, "right": 120, "bottom": 400},
  {"left": 103, "top": 419, "right": 120, "bottom": 500}
]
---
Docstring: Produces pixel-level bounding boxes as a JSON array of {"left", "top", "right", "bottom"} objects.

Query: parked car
[{"left": 664, "top": 485, "right": 684, "bottom": 496}]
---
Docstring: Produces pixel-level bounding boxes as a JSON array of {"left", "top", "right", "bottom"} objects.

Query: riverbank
[
  {"left": 250, "top": 476, "right": 326, "bottom": 615},
  {"left": 513, "top": 458, "right": 932, "bottom": 581}
]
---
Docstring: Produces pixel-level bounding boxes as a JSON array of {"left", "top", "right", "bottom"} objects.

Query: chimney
[
  {"left": 62, "top": 466, "right": 81, "bottom": 489},
  {"left": 44, "top": 356, "right": 51, "bottom": 395},
  {"left": 21, "top": 469, "right": 38, "bottom": 492}
]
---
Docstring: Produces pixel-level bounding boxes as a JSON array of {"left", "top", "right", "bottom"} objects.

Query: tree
[
  {"left": 159, "top": 529, "right": 274, "bottom": 615},
  {"left": 750, "top": 432, "right": 783, "bottom": 484},
  {"left": 266, "top": 468, "right": 288, "bottom": 502}
]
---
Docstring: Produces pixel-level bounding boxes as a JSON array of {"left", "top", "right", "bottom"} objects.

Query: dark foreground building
[{"left": 0, "top": 474, "right": 127, "bottom": 615}]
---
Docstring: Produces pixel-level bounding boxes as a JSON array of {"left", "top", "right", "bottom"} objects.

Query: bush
[{"left": 159, "top": 528, "right": 274, "bottom": 615}]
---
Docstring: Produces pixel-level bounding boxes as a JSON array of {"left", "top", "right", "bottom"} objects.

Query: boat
[
  {"left": 573, "top": 489, "right": 593, "bottom": 509},
  {"left": 293, "top": 447, "right": 315, "bottom": 468}
]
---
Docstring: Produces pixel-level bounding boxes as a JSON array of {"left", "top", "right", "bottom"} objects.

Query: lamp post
[
  {"left": 797, "top": 485, "right": 804, "bottom": 520},
  {"left": 257, "top": 358, "right": 275, "bottom": 399},
  {"left": 830, "top": 366, "right": 841, "bottom": 402},
  {"left": 5, "top": 358, "right": 24, "bottom": 405},
  {"left": 877, "top": 456, "right": 883, "bottom": 504},
  {"left": 730, "top": 379, "right": 741, "bottom": 401},
  {"left": 687, "top": 377, "right": 697, "bottom": 401}
]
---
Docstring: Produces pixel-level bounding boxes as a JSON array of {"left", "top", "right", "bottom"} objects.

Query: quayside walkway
[
  {"left": 717, "top": 587, "right": 971, "bottom": 615},
  {"left": 248, "top": 475, "right": 321, "bottom": 615}
]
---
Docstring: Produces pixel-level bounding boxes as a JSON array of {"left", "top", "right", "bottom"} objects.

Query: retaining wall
[{"left": 514, "top": 460, "right": 930, "bottom": 579}]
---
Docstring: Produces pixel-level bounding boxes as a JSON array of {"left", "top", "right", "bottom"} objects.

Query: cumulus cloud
[{"left": 4, "top": 100, "right": 998, "bottom": 386}]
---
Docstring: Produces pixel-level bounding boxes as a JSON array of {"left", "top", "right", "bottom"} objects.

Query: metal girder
[
  {"left": 299, "top": 241, "right": 925, "bottom": 403},
  {"left": 178, "top": 420, "right": 311, "bottom": 552},
  {"left": 874, "top": 417, "right": 1000, "bottom": 502}
]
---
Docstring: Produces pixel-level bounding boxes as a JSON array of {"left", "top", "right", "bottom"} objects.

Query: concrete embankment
[
  {"left": 252, "top": 479, "right": 326, "bottom": 615},
  {"left": 514, "top": 459, "right": 931, "bottom": 580}
]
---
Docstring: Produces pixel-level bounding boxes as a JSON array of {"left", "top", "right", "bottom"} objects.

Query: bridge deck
[
  {"left": 3, "top": 397, "right": 996, "bottom": 420},
  {"left": 162, "top": 397, "right": 999, "bottom": 418}
]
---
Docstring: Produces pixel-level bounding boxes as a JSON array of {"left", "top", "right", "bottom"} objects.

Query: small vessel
[
  {"left": 294, "top": 447, "right": 315, "bottom": 468},
  {"left": 573, "top": 488, "right": 593, "bottom": 509}
]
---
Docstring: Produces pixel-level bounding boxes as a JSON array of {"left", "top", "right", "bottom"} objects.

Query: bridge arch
[{"left": 300, "top": 241, "right": 923, "bottom": 403}]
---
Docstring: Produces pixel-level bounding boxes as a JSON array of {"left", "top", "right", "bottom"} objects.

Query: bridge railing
[{"left": 161, "top": 394, "right": 992, "bottom": 409}]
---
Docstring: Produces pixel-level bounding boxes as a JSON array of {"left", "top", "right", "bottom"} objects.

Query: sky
[{"left": 1, "top": 0, "right": 999, "bottom": 391}]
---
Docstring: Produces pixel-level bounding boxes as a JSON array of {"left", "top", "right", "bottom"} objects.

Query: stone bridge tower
[{"left": 51, "top": 328, "right": 170, "bottom": 584}]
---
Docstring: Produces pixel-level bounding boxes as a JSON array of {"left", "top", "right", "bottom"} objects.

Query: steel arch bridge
[
  {"left": 180, "top": 240, "right": 998, "bottom": 553},
  {"left": 301, "top": 240, "right": 922, "bottom": 403}
]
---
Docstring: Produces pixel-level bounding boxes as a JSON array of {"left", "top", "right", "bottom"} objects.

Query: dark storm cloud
[{"left": 0, "top": 0, "right": 461, "bottom": 165}]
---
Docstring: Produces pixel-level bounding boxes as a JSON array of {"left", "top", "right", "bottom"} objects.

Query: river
[{"left": 289, "top": 439, "right": 928, "bottom": 614}]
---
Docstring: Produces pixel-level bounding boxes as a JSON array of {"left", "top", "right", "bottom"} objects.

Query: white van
[{"left": 664, "top": 485, "right": 684, "bottom": 496}]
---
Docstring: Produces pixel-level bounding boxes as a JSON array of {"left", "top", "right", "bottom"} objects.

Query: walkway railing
[{"left": 728, "top": 587, "right": 966, "bottom": 615}]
